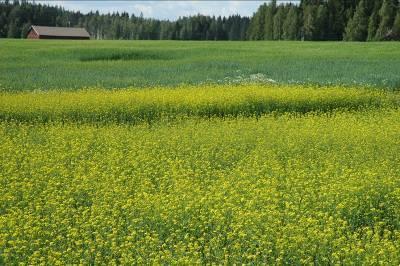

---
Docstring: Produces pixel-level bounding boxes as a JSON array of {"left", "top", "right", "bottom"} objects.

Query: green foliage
[
  {"left": 375, "top": 0, "right": 397, "bottom": 40},
  {"left": 78, "top": 49, "right": 173, "bottom": 62},
  {"left": 248, "top": 4, "right": 266, "bottom": 40},
  {"left": 315, "top": 5, "right": 329, "bottom": 40},
  {"left": 367, "top": 11, "right": 380, "bottom": 41},
  {"left": 2, "top": 0, "right": 399, "bottom": 41},
  {"left": 303, "top": 6, "right": 317, "bottom": 40},
  {"left": 264, "top": 1, "right": 276, "bottom": 40},
  {"left": 325, "top": 0, "right": 346, "bottom": 40},
  {"left": 345, "top": 0, "right": 369, "bottom": 41},
  {"left": 393, "top": 11, "right": 400, "bottom": 40},
  {"left": 283, "top": 6, "right": 300, "bottom": 40},
  {"left": 0, "top": 2, "right": 250, "bottom": 40},
  {"left": 273, "top": 6, "right": 286, "bottom": 40}
]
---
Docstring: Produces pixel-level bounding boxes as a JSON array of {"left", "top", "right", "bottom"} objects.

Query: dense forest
[
  {"left": 0, "top": 0, "right": 250, "bottom": 40},
  {"left": 248, "top": 0, "right": 400, "bottom": 41},
  {"left": 0, "top": 0, "right": 399, "bottom": 41}
]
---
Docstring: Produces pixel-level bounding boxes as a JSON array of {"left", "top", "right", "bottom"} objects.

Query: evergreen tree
[
  {"left": 264, "top": 0, "right": 276, "bottom": 40},
  {"left": 303, "top": 5, "right": 317, "bottom": 40},
  {"left": 215, "top": 16, "right": 224, "bottom": 40},
  {"left": 365, "top": 0, "right": 383, "bottom": 15},
  {"left": 326, "top": 0, "right": 345, "bottom": 40},
  {"left": 228, "top": 16, "right": 241, "bottom": 40},
  {"left": 240, "top": 18, "right": 250, "bottom": 40},
  {"left": 344, "top": 0, "right": 368, "bottom": 41},
  {"left": 283, "top": 5, "right": 299, "bottom": 40},
  {"left": 0, "top": 12, "right": 7, "bottom": 37},
  {"left": 20, "top": 21, "right": 31, "bottom": 38},
  {"left": 6, "top": 4, "right": 21, "bottom": 38},
  {"left": 209, "top": 19, "right": 217, "bottom": 40},
  {"left": 7, "top": 21, "right": 19, "bottom": 38},
  {"left": 367, "top": 11, "right": 379, "bottom": 41},
  {"left": 315, "top": 4, "right": 329, "bottom": 40},
  {"left": 392, "top": 11, "right": 400, "bottom": 40},
  {"left": 248, "top": 3, "right": 266, "bottom": 40},
  {"left": 273, "top": 5, "right": 285, "bottom": 40},
  {"left": 375, "top": 0, "right": 396, "bottom": 40},
  {"left": 0, "top": 1, "right": 251, "bottom": 41},
  {"left": 1, "top": 0, "right": 400, "bottom": 42}
]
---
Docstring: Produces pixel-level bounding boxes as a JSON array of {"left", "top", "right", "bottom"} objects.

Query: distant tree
[
  {"left": 239, "top": 17, "right": 250, "bottom": 40},
  {"left": 159, "top": 22, "right": 169, "bottom": 40},
  {"left": 6, "top": 4, "right": 22, "bottom": 38},
  {"left": 87, "top": 15, "right": 97, "bottom": 38},
  {"left": 111, "top": 18, "right": 122, "bottom": 39},
  {"left": 0, "top": 1, "right": 251, "bottom": 41},
  {"left": 228, "top": 16, "right": 241, "bottom": 40},
  {"left": 303, "top": 5, "right": 317, "bottom": 40},
  {"left": 248, "top": 3, "right": 266, "bottom": 40},
  {"left": 7, "top": 21, "right": 19, "bottom": 38},
  {"left": 315, "top": 4, "right": 329, "bottom": 40},
  {"left": 215, "top": 16, "right": 224, "bottom": 40},
  {"left": 367, "top": 11, "right": 379, "bottom": 41},
  {"left": 208, "top": 19, "right": 217, "bottom": 40},
  {"left": 344, "top": 0, "right": 368, "bottom": 41},
  {"left": 392, "top": 11, "right": 400, "bottom": 40},
  {"left": 264, "top": 0, "right": 276, "bottom": 40},
  {"left": 375, "top": 0, "right": 397, "bottom": 40},
  {"left": 273, "top": 5, "right": 286, "bottom": 40},
  {"left": 326, "top": 0, "right": 345, "bottom": 40},
  {"left": 20, "top": 22, "right": 31, "bottom": 38},
  {"left": 365, "top": 0, "right": 382, "bottom": 15},
  {"left": 0, "top": 12, "right": 7, "bottom": 37},
  {"left": 283, "top": 5, "right": 300, "bottom": 40},
  {"left": 344, "top": 6, "right": 354, "bottom": 24},
  {"left": 1, "top": 0, "right": 399, "bottom": 42}
]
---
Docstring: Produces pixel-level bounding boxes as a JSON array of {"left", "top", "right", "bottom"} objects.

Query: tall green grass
[
  {"left": 1, "top": 40, "right": 399, "bottom": 91},
  {"left": 78, "top": 48, "right": 174, "bottom": 62},
  {"left": 0, "top": 84, "right": 397, "bottom": 124}
]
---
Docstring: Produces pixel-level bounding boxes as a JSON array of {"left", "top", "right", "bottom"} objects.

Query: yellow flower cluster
[
  {"left": 0, "top": 84, "right": 397, "bottom": 125},
  {"left": 0, "top": 86, "right": 399, "bottom": 264}
]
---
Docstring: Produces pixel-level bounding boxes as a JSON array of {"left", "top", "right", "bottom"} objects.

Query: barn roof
[{"left": 30, "top": 25, "right": 90, "bottom": 38}]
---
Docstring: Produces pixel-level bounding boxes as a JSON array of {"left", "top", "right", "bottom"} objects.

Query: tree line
[
  {"left": 0, "top": 0, "right": 399, "bottom": 41},
  {"left": 248, "top": 0, "right": 400, "bottom": 41},
  {"left": 0, "top": 0, "right": 249, "bottom": 40}
]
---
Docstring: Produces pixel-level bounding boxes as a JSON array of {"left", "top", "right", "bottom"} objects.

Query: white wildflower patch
[
  {"left": 215, "top": 73, "right": 277, "bottom": 85},
  {"left": 248, "top": 73, "right": 277, "bottom": 83}
]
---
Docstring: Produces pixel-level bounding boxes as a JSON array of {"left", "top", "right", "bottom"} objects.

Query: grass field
[
  {"left": 1, "top": 40, "right": 400, "bottom": 91},
  {"left": 1, "top": 40, "right": 400, "bottom": 264}
]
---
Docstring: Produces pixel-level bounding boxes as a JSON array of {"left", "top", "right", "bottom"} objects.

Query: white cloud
[
  {"left": 37, "top": 1, "right": 270, "bottom": 20},
  {"left": 131, "top": 3, "right": 155, "bottom": 17}
]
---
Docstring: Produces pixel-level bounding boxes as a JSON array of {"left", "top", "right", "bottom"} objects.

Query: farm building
[{"left": 27, "top": 26, "right": 90, "bottom": 40}]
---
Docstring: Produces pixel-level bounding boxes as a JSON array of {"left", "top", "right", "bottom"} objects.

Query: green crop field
[
  {"left": 1, "top": 40, "right": 400, "bottom": 91},
  {"left": 1, "top": 40, "right": 400, "bottom": 264}
]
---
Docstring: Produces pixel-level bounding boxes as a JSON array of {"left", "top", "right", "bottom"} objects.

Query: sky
[{"left": 36, "top": 1, "right": 296, "bottom": 21}]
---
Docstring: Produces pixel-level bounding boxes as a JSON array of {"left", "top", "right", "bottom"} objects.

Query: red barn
[{"left": 27, "top": 25, "right": 90, "bottom": 40}]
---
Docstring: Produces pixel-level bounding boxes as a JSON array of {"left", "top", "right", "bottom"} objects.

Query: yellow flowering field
[
  {"left": 0, "top": 84, "right": 397, "bottom": 124},
  {"left": 1, "top": 85, "right": 400, "bottom": 264}
]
